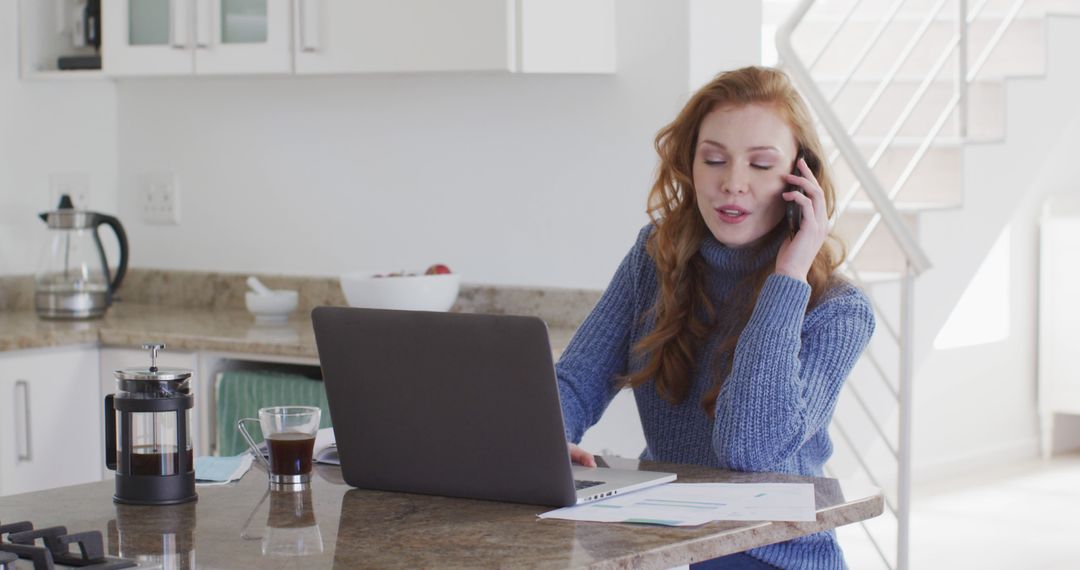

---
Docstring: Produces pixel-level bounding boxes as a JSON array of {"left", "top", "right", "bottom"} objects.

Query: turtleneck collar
[{"left": 697, "top": 226, "right": 785, "bottom": 276}]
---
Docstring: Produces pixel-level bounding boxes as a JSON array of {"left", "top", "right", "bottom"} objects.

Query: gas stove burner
[{"left": 0, "top": 521, "right": 135, "bottom": 570}]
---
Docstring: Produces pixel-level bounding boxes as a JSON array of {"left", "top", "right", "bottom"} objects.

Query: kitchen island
[
  {"left": 0, "top": 459, "right": 882, "bottom": 569},
  {"left": 0, "top": 277, "right": 595, "bottom": 495}
]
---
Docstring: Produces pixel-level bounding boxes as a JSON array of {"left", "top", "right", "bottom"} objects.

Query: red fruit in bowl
[{"left": 424, "top": 264, "right": 452, "bottom": 275}]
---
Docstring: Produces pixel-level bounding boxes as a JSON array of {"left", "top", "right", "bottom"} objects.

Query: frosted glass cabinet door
[
  {"left": 103, "top": 0, "right": 195, "bottom": 75},
  {"left": 103, "top": 0, "right": 290, "bottom": 75},
  {"left": 194, "top": 0, "right": 292, "bottom": 74}
]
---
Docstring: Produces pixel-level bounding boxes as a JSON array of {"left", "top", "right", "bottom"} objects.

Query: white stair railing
[{"left": 776, "top": 1, "right": 1028, "bottom": 568}]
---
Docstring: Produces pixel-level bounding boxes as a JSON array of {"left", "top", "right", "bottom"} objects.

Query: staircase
[{"left": 770, "top": 0, "right": 1080, "bottom": 568}]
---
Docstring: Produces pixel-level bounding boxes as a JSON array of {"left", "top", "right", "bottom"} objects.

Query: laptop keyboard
[{"left": 574, "top": 479, "right": 604, "bottom": 490}]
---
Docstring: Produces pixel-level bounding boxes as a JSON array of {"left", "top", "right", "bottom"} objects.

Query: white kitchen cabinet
[
  {"left": 0, "top": 345, "right": 103, "bottom": 497},
  {"left": 293, "top": 0, "right": 615, "bottom": 74},
  {"left": 516, "top": 0, "right": 616, "bottom": 73},
  {"left": 102, "top": 0, "right": 291, "bottom": 76},
  {"left": 1038, "top": 196, "right": 1080, "bottom": 457},
  {"left": 26, "top": 0, "right": 613, "bottom": 78}
]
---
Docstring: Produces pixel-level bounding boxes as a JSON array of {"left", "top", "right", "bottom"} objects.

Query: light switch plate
[{"left": 140, "top": 172, "right": 181, "bottom": 225}]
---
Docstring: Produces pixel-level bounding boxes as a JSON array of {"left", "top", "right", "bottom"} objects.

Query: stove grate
[{"left": 0, "top": 520, "right": 135, "bottom": 570}]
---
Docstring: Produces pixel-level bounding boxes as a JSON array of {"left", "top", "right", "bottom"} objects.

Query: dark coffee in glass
[
  {"left": 126, "top": 445, "right": 194, "bottom": 476},
  {"left": 266, "top": 433, "right": 316, "bottom": 476}
]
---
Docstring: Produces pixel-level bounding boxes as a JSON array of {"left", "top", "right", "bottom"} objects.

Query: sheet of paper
[
  {"left": 315, "top": 445, "right": 340, "bottom": 465},
  {"left": 195, "top": 453, "right": 254, "bottom": 486},
  {"left": 314, "top": 427, "right": 339, "bottom": 465},
  {"left": 538, "top": 483, "right": 816, "bottom": 526}
]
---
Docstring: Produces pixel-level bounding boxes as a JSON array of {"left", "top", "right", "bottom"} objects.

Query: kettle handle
[
  {"left": 94, "top": 214, "right": 129, "bottom": 296},
  {"left": 105, "top": 394, "right": 117, "bottom": 471}
]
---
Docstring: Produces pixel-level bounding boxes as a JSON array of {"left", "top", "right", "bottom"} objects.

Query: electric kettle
[{"left": 35, "top": 194, "right": 129, "bottom": 319}]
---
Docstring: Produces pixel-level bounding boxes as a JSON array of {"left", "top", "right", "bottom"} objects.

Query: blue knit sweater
[{"left": 556, "top": 224, "right": 875, "bottom": 570}]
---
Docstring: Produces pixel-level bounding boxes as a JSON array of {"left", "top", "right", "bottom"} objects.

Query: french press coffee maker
[{"left": 105, "top": 343, "right": 197, "bottom": 505}]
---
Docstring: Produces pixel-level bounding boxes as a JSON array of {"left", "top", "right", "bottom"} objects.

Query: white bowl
[
  {"left": 339, "top": 271, "right": 461, "bottom": 312},
  {"left": 245, "top": 290, "right": 299, "bottom": 323}
]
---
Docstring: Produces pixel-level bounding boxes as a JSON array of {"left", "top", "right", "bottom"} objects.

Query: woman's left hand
[{"left": 775, "top": 156, "right": 829, "bottom": 282}]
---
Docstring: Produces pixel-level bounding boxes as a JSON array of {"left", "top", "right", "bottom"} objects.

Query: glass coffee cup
[
  {"left": 238, "top": 406, "right": 321, "bottom": 486},
  {"left": 263, "top": 487, "right": 324, "bottom": 556},
  {"left": 240, "top": 487, "right": 324, "bottom": 558}
]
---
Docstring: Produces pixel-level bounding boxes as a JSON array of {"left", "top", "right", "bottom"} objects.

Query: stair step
[
  {"left": 846, "top": 134, "right": 999, "bottom": 146},
  {"left": 832, "top": 210, "right": 921, "bottom": 274},
  {"left": 807, "top": 72, "right": 1044, "bottom": 83},
  {"left": 765, "top": 0, "right": 1080, "bottom": 24},
  {"left": 822, "top": 142, "right": 964, "bottom": 204},
  {"left": 813, "top": 76, "right": 1017, "bottom": 86},
  {"left": 843, "top": 200, "right": 961, "bottom": 213},
  {"left": 793, "top": 17, "right": 1049, "bottom": 80},
  {"left": 838, "top": 269, "right": 907, "bottom": 285},
  {"left": 807, "top": 77, "right": 1006, "bottom": 139},
  {"left": 791, "top": 10, "right": 1080, "bottom": 23}
]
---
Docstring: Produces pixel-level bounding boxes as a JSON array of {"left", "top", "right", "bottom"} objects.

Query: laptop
[{"left": 311, "top": 306, "right": 676, "bottom": 507}]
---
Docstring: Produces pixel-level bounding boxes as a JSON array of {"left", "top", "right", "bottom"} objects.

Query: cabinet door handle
[
  {"left": 299, "top": 0, "right": 322, "bottom": 52},
  {"left": 169, "top": 0, "right": 190, "bottom": 49},
  {"left": 195, "top": 0, "right": 214, "bottom": 48},
  {"left": 14, "top": 380, "right": 32, "bottom": 463}
]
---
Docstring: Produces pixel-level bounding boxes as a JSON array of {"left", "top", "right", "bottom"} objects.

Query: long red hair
[{"left": 624, "top": 66, "right": 844, "bottom": 416}]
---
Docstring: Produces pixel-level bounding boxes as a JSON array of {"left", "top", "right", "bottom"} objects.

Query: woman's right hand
[{"left": 568, "top": 442, "right": 597, "bottom": 468}]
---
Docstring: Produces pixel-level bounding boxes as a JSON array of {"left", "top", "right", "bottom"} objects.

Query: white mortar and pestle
[{"left": 245, "top": 277, "right": 299, "bottom": 324}]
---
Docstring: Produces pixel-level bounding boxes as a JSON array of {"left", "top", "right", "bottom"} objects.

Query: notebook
[{"left": 311, "top": 306, "right": 675, "bottom": 507}]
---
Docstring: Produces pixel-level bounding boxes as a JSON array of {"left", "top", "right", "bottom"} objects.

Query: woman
[{"left": 555, "top": 66, "right": 875, "bottom": 569}]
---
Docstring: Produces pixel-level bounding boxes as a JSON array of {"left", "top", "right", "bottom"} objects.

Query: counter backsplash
[
  {"left": 0, "top": 275, "right": 33, "bottom": 312},
  {"left": 1, "top": 270, "right": 601, "bottom": 329}
]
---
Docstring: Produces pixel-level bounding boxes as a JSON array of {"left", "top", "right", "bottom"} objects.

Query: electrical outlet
[
  {"left": 140, "top": 173, "right": 181, "bottom": 225},
  {"left": 49, "top": 172, "right": 91, "bottom": 209}
]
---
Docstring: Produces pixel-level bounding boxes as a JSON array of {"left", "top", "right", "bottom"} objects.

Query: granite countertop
[
  {"left": 0, "top": 460, "right": 883, "bottom": 569},
  {"left": 0, "top": 270, "right": 596, "bottom": 360},
  {"left": 0, "top": 303, "right": 579, "bottom": 360}
]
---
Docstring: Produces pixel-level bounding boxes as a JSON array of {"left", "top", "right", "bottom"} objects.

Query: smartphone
[{"left": 784, "top": 148, "right": 818, "bottom": 238}]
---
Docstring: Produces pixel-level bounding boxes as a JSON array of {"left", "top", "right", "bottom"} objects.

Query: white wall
[
  {"left": 911, "top": 114, "right": 1080, "bottom": 479},
  {"left": 0, "top": 3, "right": 117, "bottom": 275},
  {"left": 113, "top": 0, "right": 760, "bottom": 290},
  {"left": 689, "top": 0, "right": 762, "bottom": 91},
  {"left": 910, "top": 15, "right": 1080, "bottom": 483}
]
